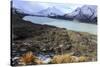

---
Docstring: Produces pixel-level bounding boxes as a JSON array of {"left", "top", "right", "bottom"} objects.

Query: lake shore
[{"left": 23, "top": 16, "right": 97, "bottom": 35}]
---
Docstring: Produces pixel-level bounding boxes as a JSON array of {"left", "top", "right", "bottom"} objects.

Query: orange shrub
[{"left": 19, "top": 51, "right": 37, "bottom": 65}]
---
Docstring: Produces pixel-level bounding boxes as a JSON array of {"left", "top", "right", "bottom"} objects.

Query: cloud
[{"left": 12, "top": 0, "right": 83, "bottom": 14}]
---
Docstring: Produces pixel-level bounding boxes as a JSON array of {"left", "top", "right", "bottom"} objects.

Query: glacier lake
[{"left": 23, "top": 16, "right": 97, "bottom": 35}]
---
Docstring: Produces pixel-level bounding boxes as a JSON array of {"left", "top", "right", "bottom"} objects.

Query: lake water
[{"left": 23, "top": 16, "right": 97, "bottom": 35}]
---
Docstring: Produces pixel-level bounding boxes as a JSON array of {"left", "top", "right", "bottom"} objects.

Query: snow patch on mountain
[{"left": 37, "top": 6, "right": 65, "bottom": 16}]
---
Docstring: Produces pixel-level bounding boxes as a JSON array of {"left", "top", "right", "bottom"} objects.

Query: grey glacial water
[{"left": 23, "top": 16, "right": 97, "bottom": 35}]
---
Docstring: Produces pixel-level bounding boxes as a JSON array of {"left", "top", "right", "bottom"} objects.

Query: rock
[
  {"left": 11, "top": 56, "right": 20, "bottom": 66},
  {"left": 37, "top": 54, "right": 51, "bottom": 64},
  {"left": 20, "top": 48, "right": 27, "bottom": 52},
  {"left": 42, "top": 58, "right": 51, "bottom": 64},
  {"left": 12, "top": 57, "right": 19, "bottom": 61}
]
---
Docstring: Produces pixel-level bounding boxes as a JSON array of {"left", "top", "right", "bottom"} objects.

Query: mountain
[
  {"left": 37, "top": 6, "right": 64, "bottom": 16},
  {"left": 64, "top": 5, "right": 97, "bottom": 24},
  {"left": 12, "top": 7, "right": 34, "bottom": 18},
  {"left": 12, "top": 4, "right": 97, "bottom": 24}
]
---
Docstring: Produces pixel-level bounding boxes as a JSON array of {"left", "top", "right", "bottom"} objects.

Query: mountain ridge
[{"left": 12, "top": 5, "right": 97, "bottom": 24}]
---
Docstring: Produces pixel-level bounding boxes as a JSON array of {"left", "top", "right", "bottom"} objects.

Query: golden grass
[
  {"left": 79, "top": 56, "right": 88, "bottom": 62},
  {"left": 34, "top": 59, "right": 44, "bottom": 64},
  {"left": 51, "top": 54, "right": 88, "bottom": 64},
  {"left": 19, "top": 51, "right": 88, "bottom": 65}
]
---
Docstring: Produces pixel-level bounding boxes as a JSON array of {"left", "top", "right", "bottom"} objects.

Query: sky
[{"left": 12, "top": 0, "right": 83, "bottom": 14}]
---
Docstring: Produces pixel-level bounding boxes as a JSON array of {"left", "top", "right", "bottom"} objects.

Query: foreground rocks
[{"left": 11, "top": 11, "right": 97, "bottom": 66}]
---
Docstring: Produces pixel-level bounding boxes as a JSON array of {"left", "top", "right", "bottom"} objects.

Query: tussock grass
[
  {"left": 51, "top": 54, "right": 88, "bottom": 64},
  {"left": 19, "top": 51, "right": 43, "bottom": 65}
]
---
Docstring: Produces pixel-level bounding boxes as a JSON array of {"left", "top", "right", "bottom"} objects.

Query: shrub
[{"left": 19, "top": 51, "right": 38, "bottom": 65}]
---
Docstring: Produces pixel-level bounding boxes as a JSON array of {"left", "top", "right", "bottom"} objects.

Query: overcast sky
[{"left": 12, "top": 0, "right": 83, "bottom": 14}]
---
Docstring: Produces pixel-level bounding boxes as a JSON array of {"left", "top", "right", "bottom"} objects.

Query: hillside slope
[{"left": 11, "top": 12, "right": 97, "bottom": 66}]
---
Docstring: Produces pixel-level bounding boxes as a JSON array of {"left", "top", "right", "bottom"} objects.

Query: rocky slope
[{"left": 11, "top": 9, "right": 97, "bottom": 66}]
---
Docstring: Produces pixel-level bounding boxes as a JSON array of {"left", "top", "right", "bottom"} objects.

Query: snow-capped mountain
[
  {"left": 37, "top": 6, "right": 65, "bottom": 16},
  {"left": 64, "top": 5, "right": 97, "bottom": 23}
]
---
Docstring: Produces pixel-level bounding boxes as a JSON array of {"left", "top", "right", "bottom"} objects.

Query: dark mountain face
[
  {"left": 12, "top": 7, "right": 34, "bottom": 18},
  {"left": 64, "top": 5, "right": 97, "bottom": 24},
  {"left": 75, "top": 5, "right": 97, "bottom": 23}
]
